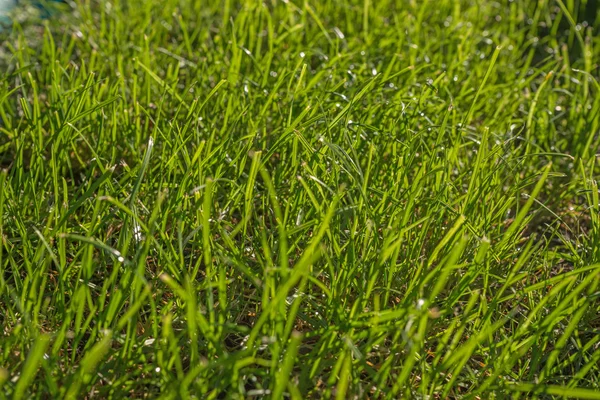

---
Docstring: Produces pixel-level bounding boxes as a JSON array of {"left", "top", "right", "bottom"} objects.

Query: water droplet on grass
[{"left": 333, "top": 27, "right": 345, "bottom": 39}]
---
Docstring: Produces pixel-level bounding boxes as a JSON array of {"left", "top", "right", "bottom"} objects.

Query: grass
[{"left": 0, "top": 0, "right": 599, "bottom": 398}]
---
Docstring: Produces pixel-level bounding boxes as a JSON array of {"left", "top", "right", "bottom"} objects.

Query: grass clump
[{"left": 1, "top": 0, "right": 600, "bottom": 398}]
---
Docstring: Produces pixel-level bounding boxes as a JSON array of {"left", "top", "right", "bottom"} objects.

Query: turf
[{"left": 0, "top": 0, "right": 599, "bottom": 398}]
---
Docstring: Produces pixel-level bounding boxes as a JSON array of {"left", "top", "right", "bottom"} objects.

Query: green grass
[{"left": 1, "top": 0, "right": 599, "bottom": 398}]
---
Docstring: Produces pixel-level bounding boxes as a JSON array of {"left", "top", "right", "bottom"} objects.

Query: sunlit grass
[{"left": 0, "top": 0, "right": 599, "bottom": 398}]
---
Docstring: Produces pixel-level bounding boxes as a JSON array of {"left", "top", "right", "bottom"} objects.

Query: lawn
[{"left": 0, "top": 0, "right": 599, "bottom": 398}]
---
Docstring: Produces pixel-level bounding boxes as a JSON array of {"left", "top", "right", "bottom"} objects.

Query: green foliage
[{"left": 0, "top": 0, "right": 599, "bottom": 398}]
